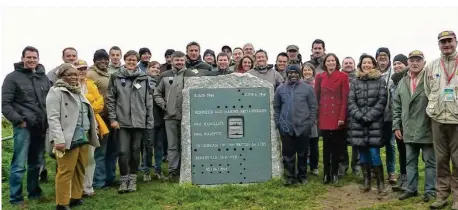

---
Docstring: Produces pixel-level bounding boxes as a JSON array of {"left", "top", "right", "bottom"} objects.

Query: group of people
[{"left": 1, "top": 30, "right": 457, "bottom": 210}]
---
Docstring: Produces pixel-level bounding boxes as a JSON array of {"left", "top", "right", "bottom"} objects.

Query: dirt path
[{"left": 316, "top": 183, "right": 399, "bottom": 210}]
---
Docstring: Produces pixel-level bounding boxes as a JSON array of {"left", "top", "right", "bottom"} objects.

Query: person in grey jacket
[
  {"left": 274, "top": 65, "right": 318, "bottom": 186},
  {"left": 153, "top": 51, "right": 197, "bottom": 181},
  {"left": 106, "top": 50, "right": 154, "bottom": 193}
]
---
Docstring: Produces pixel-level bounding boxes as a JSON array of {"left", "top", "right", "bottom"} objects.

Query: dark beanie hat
[
  {"left": 375, "top": 47, "right": 391, "bottom": 59},
  {"left": 93, "top": 49, "right": 109, "bottom": 62},
  {"left": 164, "top": 49, "right": 175, "bottom": 57},
  {"left": 139, "top": 47, "right": 151, "bottom": 56},
  {"left": 203, "top": 49, "right": 216, "bottom": 59},
  {"left": 393, "top": 54, "right": 408, "bottom": 66},
  {"left": 286, "top": 64, "right": 303, "bottom": 77},
  {"left": 222, "top": 45, "right": 232, "bottom": 52}
]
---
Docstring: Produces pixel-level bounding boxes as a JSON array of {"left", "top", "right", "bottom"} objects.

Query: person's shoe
[
  {"left": 56, "top": 205, "right": 71, "bottom": 210},
  {"left": 143, "top": 173, "right": 151, "bottom": 182},
  {"left": 451, "top": 201, "right": 458, "bottom": 210},
  {"left": 332, "top": 175, "right": 339, "bottom": 185},
  {"left": 399, "top": 191, "right": 418, "bottom": 200},
  {"left": 118, "top": 175, "right": 129, "bottom": 194},
  {"left": 298, "top": 178, "right": 308, "bottom": 185},
  {"left": 323, "top": 175, "right": 331, "bottom": 184},
  {"left": 311, "top": 169, "right": 319, "bottom": 176},
  {"left": 429, "top": 199, "right": 448, "bottom": 209},
  {"left": 11, "top": 201, "right": 27, "bottom": 209},
  {"left": 69, "top": 199, "right": 83, "bottom": 207},
  {"left": 423, "top": 193, "right": 436, "bottom": 203},
  {"left": 164, "top": 174, "right": 180, "bottom": 182},
  {"left": 392, "top": 174, "right": 407, "bottom": 192},
  {"left": 361, "top": 164, "right": 371, "bottom": 192},
  {"left": 39, "top": 169, "right": 49, "bottom": 183},
  {"left": 154, "top": 171, "right": 165, "bottom": 180},
  {"left": 352, "top": 165, "right": 362, "bottom": 176},
  {"left": 283, "top": 179, "right": 295, "bottom": 186},
  {"left": 82, "top": 192, "right": 95, "bottom": 198},
  {"left": 375, "top": 166, "right": 387, "bottom": 196},
  {"left": 127, "top": 174, "right": 137, "bottom": 192},
  {"left": 337, "top": 166, "right": 346, "bottom": 178},
  {"left": 388, "top": 173, "right": 397, "bottom": 185}
]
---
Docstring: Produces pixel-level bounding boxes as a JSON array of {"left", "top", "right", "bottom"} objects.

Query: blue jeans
[
  {"left": 359, "top": 147, "right": 382, "bottom": 166},
  {"left": 93, "top": 134, "right": 108, "bottom": 188},
  {"left": 141, "top": 129, "right": 154, "bottom": 173},
  {"left": 153, "top": 126, "right": 166, "bottom": 172},
  {"left": 93, "top": 125, "right": 118, "bottom": 187},
  {"left": 9, "top": 126, "right": 45, "bottom": 204},
  {"left": 383, "top": 121, "right": 396, "bottom": 174},
  {"left": 405, "top": 143, "right": 436, "bottom": 195}
]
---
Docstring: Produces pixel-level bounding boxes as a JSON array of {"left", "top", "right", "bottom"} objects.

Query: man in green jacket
[{"left": 392, "top": 50, "right": 436, "bottom": 202}]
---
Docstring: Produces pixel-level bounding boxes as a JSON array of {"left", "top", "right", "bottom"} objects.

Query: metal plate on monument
[{"left": 190, "top": 87, "right": 272, "bottom": 185}]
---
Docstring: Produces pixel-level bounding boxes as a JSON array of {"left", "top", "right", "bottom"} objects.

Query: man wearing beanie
[
  {"left": 138, "top": 47, "right": 151, "bottom": 72},
  {"left": 274, "top": 64, "right": 318, "bottom": 186},
  {"left": 376, "top": 47, "right": 397, "bottom": 185},
  {"left": 393, "top": 54, "right": 408, "bottom": 73},
  {"left": 160, "top": 49, "right": 175, "bottom": 73},
  {"left": 185, "top": 41, "right": 212, "bottom": 75},
  {"left": 86, "top": 49, "right": 118, "bottom": 189},
  {"left": 203, "top": 49, "right": 217, "bottom": 71}
]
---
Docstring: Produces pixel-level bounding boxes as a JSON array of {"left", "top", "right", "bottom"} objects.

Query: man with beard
[
  {"left": 154, "top": 51, "right": 197, "bottom": 181},
  {"left": 160, "top": 49, "right": 175, "bottom": 73},
  {"left": 338, "top": 56, "right": 361, "bottom": 176},
  {"left": 108, "top": 46, "right": 122, "bottom": 74},
  {"left": 305, "top": 39, "right": 326, "bottom": 75},
  {"left": 247, "top": 49, "right": 284, "bottom": 89},
  {"left": 376, "top": 47, "right": 397, "bottom": 185},
  {"left": 229, "top": 47, "right": 244, "bottom": 71},
  {"left": 203, "top": 49, "right": 218, "bottom": 71},
  {"left": 2, "top": 46, "right": 51, "bottom": 207},
  {"left": 185, "top": 41, "right": 213, "bottom": 75},
  {"left": 286, "top": 45, "right": 300, "bottom": 65},
  {"left": 274, "top": 64, "right": 318, "bottom": 186},
  {"left": 275, "top": 52, "right": 289, "bottom": 80},
  {"left": 425, "top": 31, "right": 458, "bottom": 210},
  {"left": 138, "top": 47, "right": 151, "bottom": 72},
  {"left": 47, "top": 47, "right": 78, "bottom": 84},
  {"left": 86, "top": 49, "right": 118, "bottom": 189}
]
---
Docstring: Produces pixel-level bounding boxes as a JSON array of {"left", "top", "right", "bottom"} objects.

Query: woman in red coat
[{"left": 314, "top": 53, "right": 350, "bottom": 184}]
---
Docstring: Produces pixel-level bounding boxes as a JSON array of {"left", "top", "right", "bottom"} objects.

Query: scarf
[
  {"left": 91, "top": 65, "right": 110, "bottom": 77},
  {"left": 55, "top": 79, "right": 81, "bottom": 94},
  {"left": 303, "top": 76, "right": 315, "bottom": 85},
  {"left": 120, "top": 66, "right": 142, "bottom": 78}
]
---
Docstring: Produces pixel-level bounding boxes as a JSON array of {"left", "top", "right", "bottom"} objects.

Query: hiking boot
[
  {"left": 311, "top": 169, "right": 319, "bottom": 176},
  {"left": 360, "top": 163, "right": 371, "bottom": 192},
  {"left": 451, "top": 201, "right": 458, "bottom": 210},
  {"left": 127, "top": 174, "right": 137, "bottom": 192},
  {"left": 118, "top": 175, "right": 129, "bottom": 194},
  {"left": 56, "top": 205, "right": 71, "bottom": 210},
  {"left": 143, "top": 173, "right": 151, "bottom": 182},
  {"left": 423, "top": 193, "right": 436, "bottom": 202},
  {"left": 283, "top": 179, "right": 295, "bottom": 186},
  {"left": 375, "top": 166, "right": 387, "bottom": 196},
  {"left": 430, "top": 199, "right": 447, "bottom": 209},
  {"left": 392, "top": 174, "right": 407, "bottom": 192},
  {"left": 388, "top": 173, "right": 397, "bottom": 185},
  {"left": 69, "top": 199, "right": 83, "bottom": 207},
  {"left": 399, "top": 191, "right": 418, "bottom": 200},
  {"left": 323, "top": 175, "right": 331, "bottom": 184}
]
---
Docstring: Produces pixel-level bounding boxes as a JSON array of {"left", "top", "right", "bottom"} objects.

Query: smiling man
[
  {"left": 47, "top": 47, "right": 78, "bottom": 84},
  {"left": 425, "top": 30, "right": 458, "bottom": 210},
  {"left": 108, "top": 46, "right": 122, "bottom": 74},
  {"left": 305, "top": 39, "right": 326, "bottom": 75},
  {"left": 2, "top": 46, "right": 52, "bottom": 207}
]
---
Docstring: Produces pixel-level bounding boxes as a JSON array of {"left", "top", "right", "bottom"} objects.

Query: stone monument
[{"left": 180, "top": 73, "right": 282, "bottom": 185}]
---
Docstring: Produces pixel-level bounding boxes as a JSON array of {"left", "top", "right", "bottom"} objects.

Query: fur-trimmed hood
[{"left": 356, "top": 69, "right": 381, "bottom": 80}]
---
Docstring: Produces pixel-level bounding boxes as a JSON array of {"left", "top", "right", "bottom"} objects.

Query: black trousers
[
  {"left": 280, "top": 132, "right": 309, "bottom": 180},
  {"left": 322, "top": 129, "right": 346, "bottom": 176},
  {"left": 118, "top": 128, "right": 143, "bottom": 176},
  {"left": 396, "top": 137, "right": 407, "bottom": 175},
  {"left": 308, "top": 137, "right": 319, "bottom": 170}
]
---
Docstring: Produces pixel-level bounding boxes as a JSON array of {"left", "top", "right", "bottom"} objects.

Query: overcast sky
[{"left": 1, "top": 5, "right": 458, "bottom": 83}]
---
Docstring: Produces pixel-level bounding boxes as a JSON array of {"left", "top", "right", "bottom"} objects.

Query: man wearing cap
[
  {"left": 424, "top": 30, "right": 458, "bottom": 210},
  {"left": 185, "top": 41, "right": 213, "bottom": 75},
  {"left": 274, "top": 64, "right": 318, "bottom": 186},
  {"left": 222, "top": 45, "right": 234, "bottom": 65},
  {"left": 138, "top": 47, "right": 151, "bottom": 72},
  {"left": 375, "top": 47, "right": 398, "bottom": 185},
  {"left": 286, "top": 45, "right": 300, "bottom": 64},
  {"left": 47, "top": 47, "right": 78, "bottom": 84},
  {"left": 160, "top": 49, "right": 175, "bottom": 73},
  {"left": 393, "top": 50, "right": 436, "bottom": 202},
  {"left": 108, "top": 46, "right": 122, "bottom": 74}
]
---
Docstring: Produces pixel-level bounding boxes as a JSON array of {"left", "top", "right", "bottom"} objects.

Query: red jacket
[{"left": 315, "top": 70, "right": 350, "bottom": 130}]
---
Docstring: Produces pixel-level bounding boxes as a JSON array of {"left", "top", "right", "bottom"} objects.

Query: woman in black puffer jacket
[{"left": 347, "top": 54, "right": 387, "bottom": 195}]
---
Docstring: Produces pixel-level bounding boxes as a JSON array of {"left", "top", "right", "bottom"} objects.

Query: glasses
[{"left": 77, "top": 67, "right": 88, "bottom": 71}]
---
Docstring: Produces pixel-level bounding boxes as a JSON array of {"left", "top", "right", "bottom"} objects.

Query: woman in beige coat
[{"left": 46, "top": 63, "right": 100, "bottom": 210}]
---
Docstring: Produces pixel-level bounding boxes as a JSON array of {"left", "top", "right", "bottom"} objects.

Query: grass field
[{"left": 1, "top": 117, "right": 452, "bottom": 210}]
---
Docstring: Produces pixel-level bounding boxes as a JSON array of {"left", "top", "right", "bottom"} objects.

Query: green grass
[{"left": 1, "top": 117, "right": 449, "bottom": 210}]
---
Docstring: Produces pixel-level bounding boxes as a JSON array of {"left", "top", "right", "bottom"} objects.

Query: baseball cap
[
  {"left": 286, "top": 45, "right": 299, "bottom": 51},
  {"left": 408, "top": 50, "right": 424, "bottom": 59},
  {"left": 438, "top": 31, "right": 456, "bottom": 41},
  {"left": 74, "top": 60, "right": 88, "bottom": 68}
]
